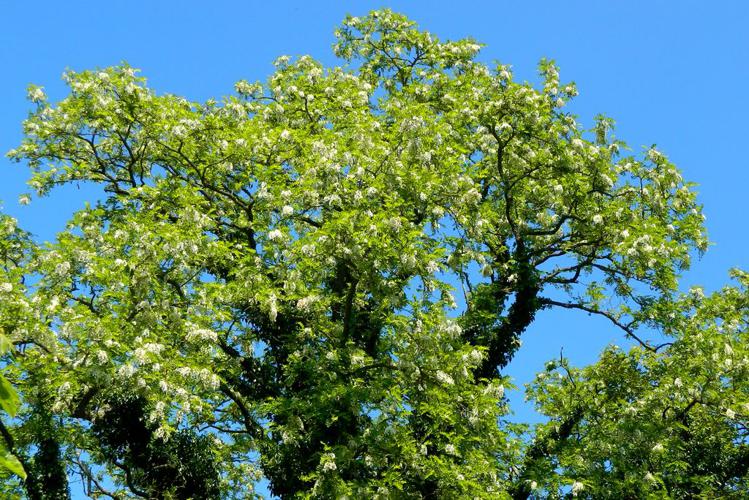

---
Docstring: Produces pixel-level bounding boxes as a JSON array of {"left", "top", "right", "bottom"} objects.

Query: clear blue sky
[{"left": 2, "top": 1, "right": 748, "bottom": 497}]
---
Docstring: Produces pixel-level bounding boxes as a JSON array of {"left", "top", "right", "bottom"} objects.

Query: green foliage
[
  {"left": 0, "top": 215, "right": 28, "bottom": 481},
  {"left": 526, "top": 272, "right": 749, "bottom": 498},
  {"left": 1, "top": 8, "right": 743, "bottom": 499},
  {"left": 91, "top": 393, "right": 221, "bottom": 498}
]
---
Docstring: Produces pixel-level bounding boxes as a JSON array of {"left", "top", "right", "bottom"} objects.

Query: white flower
[
  {"left": 281, "top": 205, "right": 294, "bottom": 216},
  {"left": 673, "top": 377, "right": 683, "bottom": 388},
  {"left": 530, "top": 480, "right": 538, "bottom": 490},
  {"left": 726, "top": 408, "right": 736, "bottom": 419},
  {"left": 18, "top": 194, "right": 31, "bottom": 205},
  {"left": 400, "top": 253, "right": 417, "bottom": 268},
  {"left": 592, "top": 214, "right": 603, "bottom": 225},
  {"left": 144, "top": 343, "right": 165, "bottom": 355},
  {"left": 55, "top": 261, "right": 71, "bottom": 275},
  {"left": 280, "top": 130, "right": 291, "bottom": 140},
  {"left": 274, "top": 54, "right": 291, "bottom": 66},
  {"left": 553, "top": 184, "right": 564, "bottom": 194},
  {"left": 268, "top": 294, "right": 278, "bottom": 323},
  {"left": 351, "top": 354, "right": 364, "bottom": 367},
  {"left": 0, "top": 283, "right": 12, "bottom": 293},
  {"left": 28, "top": 87, "right": 46, "bottom": 102},
  {"left": 444, "top": 443, "right": 457, "bottom": 455},
  {"left": 571, "top": 138, "right": 584, "bottom": 149},
  {"left": 296, "top": 295, "right": 318, "bottom": 311},
  {"left": 186, "top": 326, "right": 217, "bottom": 343},
  {"left": 647, "top": 148, "right": 663, "bottom": 162},
  {"left": 444, "top": 322, "right": 462, "bottom": 337},
  {"left": 425, "top": 261, "right": 440, "bottom": 274},
  {"left": 482, "top": 382, "right": 504, "bottom": 399},
  {"left": 322, "top": 452, "right": 337, "bottom": 472},
  {"left": 435, "top": 371, "right": 454, "bottom": 385},
  {"left": 118, "top": 364, "right": 136, "bottom": 378},
  {"left": 644, "top": 472, "right": 656, "bottom": 483},
  {"left": 268, "top": 229, "right": 284, "bottom": 241},
  {"left": 571, "top": 481, "right": 584, "bottom": 496},
  {"left": 652, "top": 442, "right": 664, "bottom": 453},
  {"left": 466, "top": 349, "right": 483, "bottom": 364}
]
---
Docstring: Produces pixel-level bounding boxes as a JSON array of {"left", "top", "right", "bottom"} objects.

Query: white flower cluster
[
  {"left": 175, "top": 366, "right": 220, "bottom": 389},
  {"left": 483, "top": 382, "right": 505, "bottom": 399},
  {"left": 268, "top": 229, "right": 284, "bottom": 241},
  {"left": 95, "top": 350, "right": 109, "bottom": 364},
  {"left": 444, "top": 321, "right": 463, "bottom": 338},
  {"left": 268, "top": 293, "right": 278, "bottom": 323},
  {"left": 462, "top": 349, "right": 484, "bottom": 365},
  {"left": 28, "top": 86, "right": 46, "bottom": 102},
  {"left": 186, "top": 324, "right": 218, "bottom": 343},
  {"left": 435, "top": 370, "right": 455, "bottom": 386},
  {"left": 55, "top": 261, "right": 71, "bottom": 276},
  {"left": 296, "top": 295, "right": 319, "bottom": 311},
  {"left": 118, "top": 364, "right": 136, "bottom": 378},
  {"left": 321, "top": 453, "right": 337, "bottom": 473},
  {"left": 571, "top": 481, "right": 584, "bottom": 496},
  {"left": 134, "top": 342, "right": 166, "bottom": 364}
]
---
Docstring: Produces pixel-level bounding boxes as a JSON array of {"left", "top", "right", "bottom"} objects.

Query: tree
[
  {"left": 1, "top": 8, "right": 745, "bottom": 498},
  {"left": 525, "top": 272, "right": 749, "bottom": 498}
]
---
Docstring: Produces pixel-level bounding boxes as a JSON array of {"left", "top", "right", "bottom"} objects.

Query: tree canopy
[{"left": 1, "top": 9, "right": 746, "bottom": 499}]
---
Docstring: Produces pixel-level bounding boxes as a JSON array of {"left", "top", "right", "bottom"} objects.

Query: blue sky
[{"left": 2, "top": 0, "right": 748, "bottom": 496}]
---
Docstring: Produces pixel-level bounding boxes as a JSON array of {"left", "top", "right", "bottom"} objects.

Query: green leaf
[
  {"left": 0, "top": 375, "right": 20, "bottom": 417},
  {"left": 0, "top": 335, "right": 12, "bottom": 356},
  {"left": 0, "top": 452, "right": 25, "bottom": 479}
]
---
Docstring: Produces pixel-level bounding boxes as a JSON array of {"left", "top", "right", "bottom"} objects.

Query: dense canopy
[{"left": 0, "top": 9, "right": 746, "bottom": 499}]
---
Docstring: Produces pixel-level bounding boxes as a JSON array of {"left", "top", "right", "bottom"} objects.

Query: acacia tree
[{"left": 1, "top": 9, "right": 746, "bottom": 499}]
